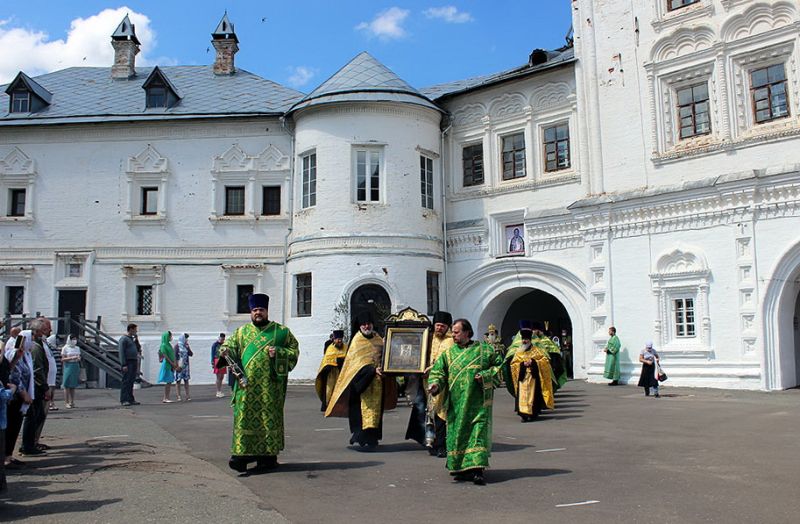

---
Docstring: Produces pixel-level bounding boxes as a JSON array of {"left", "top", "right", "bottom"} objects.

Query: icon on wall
[{"left": 506, "top": 224, "right": 525, "bottom": 255}]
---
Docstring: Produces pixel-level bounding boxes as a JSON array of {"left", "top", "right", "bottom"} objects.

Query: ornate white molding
[
  {"left": 449, "top": 172, "right": 580, "bottom": 202},
  {"left": 530, "top": 82, "right": 574, "bottom": 111},
  {"left": 651, "top": 26, "right": 717, "bottom": 62},
  {"left": 720, "top": 1, "right": 798, "bottom": 42},
  {"left": 289, "top": 234, "right": 443, "bottom": 260},
  {"left": 488, "top": 93, "right": 527, "bottom": 121},
  {"left": 451, "top": 103, "right": 487, "bottom": 128},
  {"left": 652, "top": 0, "right": 715, "bottom": 34},
  {"left": 446, "top": 226, "right": 489, "bottom": 259},
  {"left": 0, "top": 147, "right": 35, "bottom": 176},
  {"left": 526, "top": 217, "right": 583, "bottom": 252},
  {"left": 127, "top": 144, "right": 168, "bottom": 173}
]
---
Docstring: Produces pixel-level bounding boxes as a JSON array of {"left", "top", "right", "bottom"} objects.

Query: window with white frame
[
  {"left": 501, "top": 132, "right": 526, "bottom": 181},
  {"left": 354, "top": 147, "right": 382, "bottom": 203},
  {"left": 420, "top": 155, "right": 434, "bottom": 209},
  {"left": 673, "top": 297, "right": 696, "bottom": 337},
  {"left": 6, "top": 286, "right": 24, "bottom": 315},
  {"left": 750, "top": 64, "right": 789, "bottom": 124},
  {"left": 125, "top": 145, "right": 168, "bottom": 225},
  {"left": 0, "top": 147, "right": 36, "bottom": 222},
  {"left": 426, "top": 271, "right": 440, "bottom": 315},
  {"left": 650, "top": 246, "right": 711, "bottom": 355},
  {"left": 668, "top": 0, "right": 699, "bottom": 11},
  {"left": 677, "top": 83, "right": 711, "bottom": 139},
  {"left": 121, "top": 265, "right": 164, "bottom": 321},
  {"left": 10, "top": 90, "right": 30, "bottom": 113},
  {"left": 301, "top": 152, "right": 316, "bottom": 209},
  {"left": 543, "top": 123, "right": 571, "bottom": 172},
  {"left": 295, "top": 273, "right": 312, "bottom": 317},
  {"left": 210, "top": 144, "right": 290, "bottom": 223},
  {"left": 220, "top": 264, "right": 265, "bottom": 319},
  {"left": 462, "top": 143, "right": 484, "bottom": 187}
]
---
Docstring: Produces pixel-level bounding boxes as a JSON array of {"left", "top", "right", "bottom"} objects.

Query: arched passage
[
  {"left": 499, "top": 288, "right": 573, "bottom": 376},
  {"left": 763, "top": 239, "right": 800, "bottom": 389},
  {"left": 452, "top": 258, "right": 589, "bottom": 379},
  {"left": 350, "top": 284, "right": 392, "bottom": 337}
]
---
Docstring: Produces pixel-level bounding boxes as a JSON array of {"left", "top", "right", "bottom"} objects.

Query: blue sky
[{"left": 0, "top": 2, "right": 573, "bottom": 91}]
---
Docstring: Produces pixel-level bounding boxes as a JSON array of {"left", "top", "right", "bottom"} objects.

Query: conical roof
[
  {"left": 212, "top": 13, "right": 238, "bottom": 43},
  {"left": 112, "top": 14, "right": 140, "bottom": 45},
  {"left": 288, "top": 52, "right": 440, "bottom": 114}
]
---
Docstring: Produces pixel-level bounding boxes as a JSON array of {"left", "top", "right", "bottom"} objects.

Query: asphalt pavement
[{"left": 2, "top": 380, "right": 799, "bottom": 523}]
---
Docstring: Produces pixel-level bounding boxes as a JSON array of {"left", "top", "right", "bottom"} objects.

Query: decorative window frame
[
  {"left": 488, "top": 208, "right": 527, "bottom": 258},
  {"left": 210, "top": 144, "right": 290, "bottom": 225},
  {"left": 419, "top": 151, "right": 435, "bottom": 211},
  {"left": 121, "top": 265, "right": 165, "bottom": 323},
  {"left": 0, "top": 265, "right": 34, "bottom": 316},
  {"left": 454, "top": 134, "right": 488, "bottom": 195},
  {"left": 221, "top": 264, "right": 265, "bottom": 320},
  {"left": 293, "top": 272, "right": 312, "bottom": 318},
  {"left": 652, "top": 61, "right": 720, "bottom": 154},
  {"left": 0, "top": 147, "right": 36, "bottom": 224},
  {"left": 351, "top": 143, "right": 385, "bottom": 205},
  {"left": 652, "top": 0, "right": 714, "bottom": 34},
  {"left": 535, "top": 112, "right": 578, "bottom": 182},
  {"left": 298, "top": 148, "right": 317, "bottom": 210},
  {"left": 728, "top": 40, "right": 798, "bottom": 141},
  {"left": 494, "top": 123, "right": 530, "bottom": 186},
  {"left": 650, "top": 246, "right": 712, "bottom": 357},
  {"left": 125, "top": 145, "right": 169, "bottom": 227},
  {"left": 54, "top": 251, "right": 93, "bottom": 290}
]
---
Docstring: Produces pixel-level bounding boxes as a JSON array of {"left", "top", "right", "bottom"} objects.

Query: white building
[{"left": 2, "top": 2, "right": 799, "bottom": 390}]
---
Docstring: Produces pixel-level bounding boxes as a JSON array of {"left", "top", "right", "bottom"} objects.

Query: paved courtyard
[{"left": 2, "top": 380, "right": 799, "bottom": 523}]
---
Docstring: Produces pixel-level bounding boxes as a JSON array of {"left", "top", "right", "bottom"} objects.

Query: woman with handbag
[
  {"left": 637, "top": 341, "right": 661, "bottom": 398},
  {"left": 157, "top": 331, "right": 180, "bottom": 403}
]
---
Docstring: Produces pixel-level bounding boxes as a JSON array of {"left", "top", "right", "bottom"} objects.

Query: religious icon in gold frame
[{"left": 383, "top": 326, "right": 430, "bottom": 374}]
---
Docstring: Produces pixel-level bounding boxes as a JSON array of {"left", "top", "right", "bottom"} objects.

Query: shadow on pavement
[
  {"left": 491, "top": 442, "right": 534, "bottom": 452},
  {"left": 487, "top": 467, "right": 571, "bottom": 484},
  {"left": 0, "top": 498, "right": 122, "bottom": 520},
  {"left": 244, "top": 460, "right": 384, "bottom": 476}
]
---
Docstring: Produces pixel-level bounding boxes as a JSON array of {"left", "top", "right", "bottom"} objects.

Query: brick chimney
[
  {"left": 212, "top": 13, "right": 239, "bottom": 76},
  {"left": 111, "top": 15, "right": 140, "bottom": 80}
]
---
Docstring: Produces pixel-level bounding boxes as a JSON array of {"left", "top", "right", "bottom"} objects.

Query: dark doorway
[
  {"left": 58, "top": 289, "right": 87, "bottom": 335},
  {"left": 501, "top": 289, "right": 573, "bottom": 377},
  {"left": 350, "top": 284, "right": 391, "bottom": 337}
]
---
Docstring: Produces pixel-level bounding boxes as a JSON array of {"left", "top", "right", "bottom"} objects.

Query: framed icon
[
  {"left": 383, "top": 326, "right": 431, "bottom": 374},
  {"left": 505, "top": 224, "right": 525, "bottom": 255}
]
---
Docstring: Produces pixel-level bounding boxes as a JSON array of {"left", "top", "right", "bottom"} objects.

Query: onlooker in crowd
[
  {"left": 1, "top": 321, "right": 20, "bottom": 493},
  {"left": 4, "top": 330, "right": 32, "bottom": 469},
  {"left": 211, "top": 333, "right": 227, "bottom": 398},
  {"left": 60, "top": 335, "right": 81, "bottom": 408},
  {"left": 638, "top": 341, "right": 661, "bottom": 398},
  {"left": 21, "top": 318, "right": 50, "bottom": 456},
  {"left": 118, "top": 324, "right": 140, "bottom": 406},
  {"left": 45, "top": 334, "right": 58, "bottom": 412},
  {"left": 174, "top": 333, "right": 193, "bottom": 401},
  {"left": 603, "top": 326, "right": 621, "bottom": 386},
  {"left": 157, "top": 331, "right": 179, "bottom": 403}
]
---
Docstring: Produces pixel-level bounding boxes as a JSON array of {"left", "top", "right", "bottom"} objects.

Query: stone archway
[
  {"left": 350, "top": 283, "right": 392, "bottom": 337},
  {"left": 452, "top": 258, "right": 588, "bottom": 378},
  {"left": 763, "top": 239, "right": 800, "bottom": 389}
]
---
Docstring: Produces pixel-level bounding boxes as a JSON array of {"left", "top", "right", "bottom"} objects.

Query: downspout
[
  {"left": 440, "top": 121, "right": 452, "bottom": 310},
  {"left": 280, "top": 116, "right": 295, "bottom": 325}
]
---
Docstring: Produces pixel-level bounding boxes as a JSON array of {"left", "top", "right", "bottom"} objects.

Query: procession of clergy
[{"left": 217, "top": 293, "right": 568, "bottom": 486}]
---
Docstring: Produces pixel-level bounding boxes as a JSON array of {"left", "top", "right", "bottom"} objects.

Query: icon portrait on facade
[{"left": 506, "top": 224, "right": 525, "bottom": 255}]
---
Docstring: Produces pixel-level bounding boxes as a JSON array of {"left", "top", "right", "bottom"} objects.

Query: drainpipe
[
  {"left": 440, "top": 121, "right": 452, "bottom": 309},
  {"left": 280, "top": 116, "right": 295, "bottom": 325}
]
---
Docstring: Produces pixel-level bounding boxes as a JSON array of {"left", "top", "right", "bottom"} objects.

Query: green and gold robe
[
  {"left": 535, "top": 335, "right": 568, "bottom": 389},
  {"left": 603, "top": 334, "right": 621, "bottom": 381},
  {"left": 315, "top": 342, "right": 347, "bottom": 411},
  {"left": 222, "top": 321, "right": 299, "bottom": 457},
  {"left": 428, "top": 340, "right": 504, "bottom": 473}
]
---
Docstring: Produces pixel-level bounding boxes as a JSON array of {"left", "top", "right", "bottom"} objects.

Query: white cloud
[
  {"left": 355, "top": 7, "right": 410, "bottom": 41},
  {"left": 423, "top": 6, "right": 473, "bottom": 23},
  {"left": 0, "top": 7, "right": 163, "bottom": 84},
  {"left": 286, "top": 66, "right": 316, "bottom": 89}
]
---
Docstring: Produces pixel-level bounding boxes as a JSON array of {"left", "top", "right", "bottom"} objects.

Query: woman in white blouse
[{"left": 60, "top": 335, "right": 81, "bottom": 408}]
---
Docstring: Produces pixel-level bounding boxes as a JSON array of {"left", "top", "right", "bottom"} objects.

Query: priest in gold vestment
[
  {"left": 325, "top": 313, "right": 396, "bottom": 449},
  {"left": 423, "top": 311, "right": 453, "bottom": 457},
  {"left": 315, "top": 330, "right": 347, "bottom": 411},
  {"left": 505, "top": 323, "right": 554, "bottom": 422}
]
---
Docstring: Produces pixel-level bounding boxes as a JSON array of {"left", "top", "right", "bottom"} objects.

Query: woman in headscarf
[
  {"left": 157, "top": 331, "right": 179, "bottom": 403},
  {"left": 637, "top": 341, "right": 661, "bottom": 398},
  {"left": 174, "top": 333, "right": 192, "bottom": 401},
  {"left": 60, "top": 335, "right": 81, "bottom": 408}
]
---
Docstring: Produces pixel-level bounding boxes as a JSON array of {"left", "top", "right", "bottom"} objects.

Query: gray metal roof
[
  {"left": 0, "top": 66, "right": 305, "bottom": 126},
  {"left": 421, "top": 47, "right": 575, "bottom": 100},
  {"left": 6, "top": 72, "right": 53, "bottom": 104},
  {"left": 289, "top": 51, "right": 440, "bottom": 114}
]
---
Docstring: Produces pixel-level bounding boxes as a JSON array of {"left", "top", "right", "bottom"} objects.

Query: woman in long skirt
[
  {"left": 637, "top": 341, "right": 660, "bottom": 398},
  {"left": 174, "top": 333, "right": 192, "bottom": 401},
  {"left": 157, "top": 331, "right": 179, "bottom": 403},
  {"left": 60, "top": 335, "right": 81, "bottom": 408}
]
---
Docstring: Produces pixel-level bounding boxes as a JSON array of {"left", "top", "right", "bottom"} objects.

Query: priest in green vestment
[
  {"left": 603, "top": 326, "right": 621, "bottom": 385},
  {"left": 428, "top": 318, "right": 504, "bottom": 486},
  {"left": 217, "top": 293, "right": 299, "bottom": 473}
]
